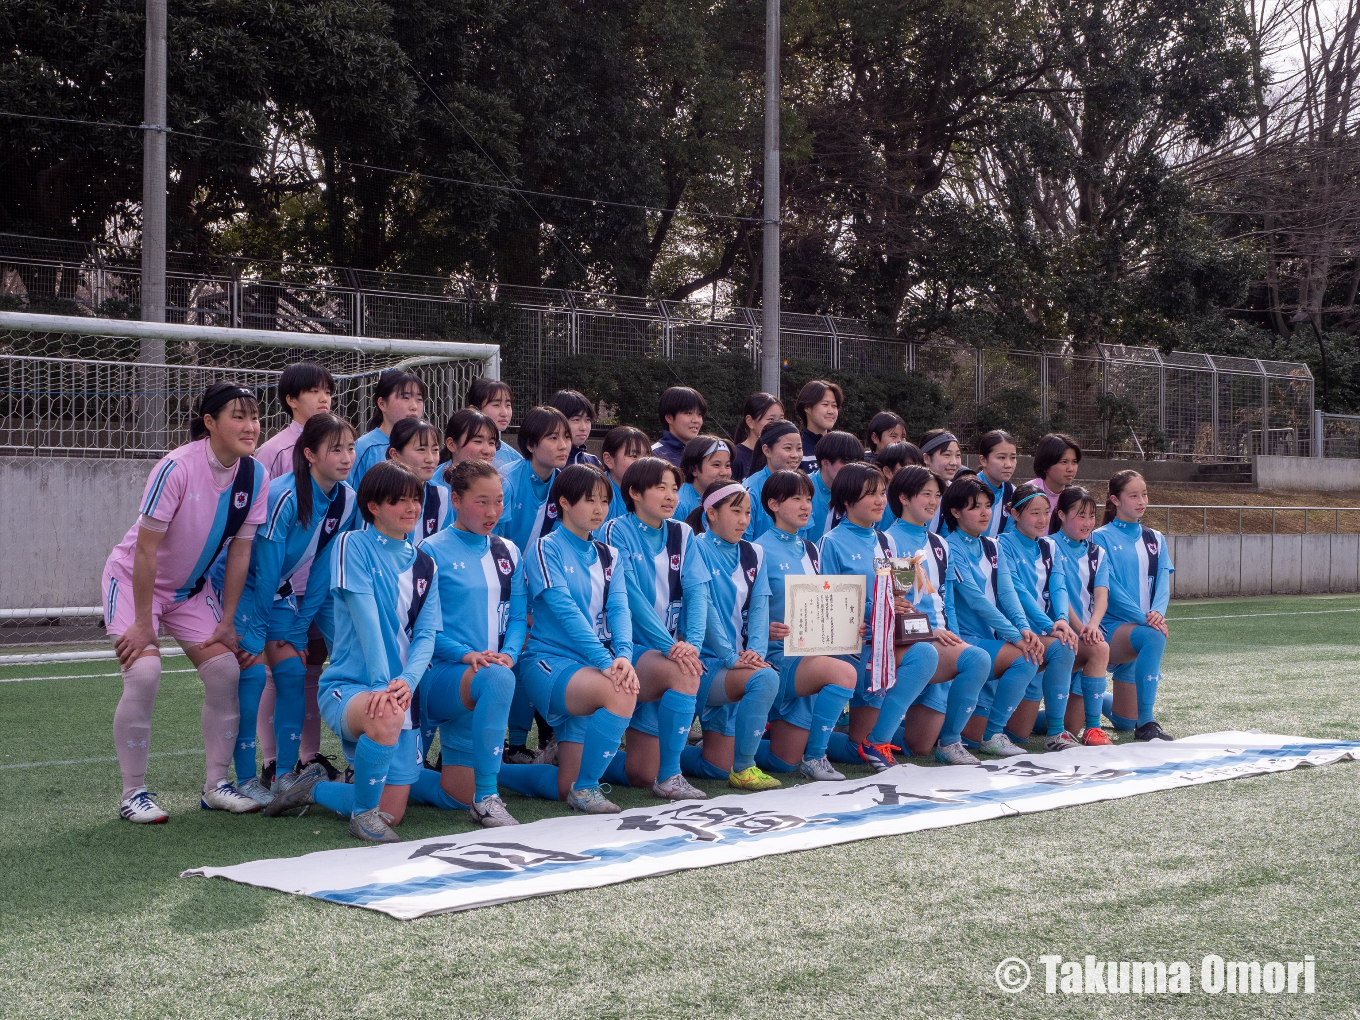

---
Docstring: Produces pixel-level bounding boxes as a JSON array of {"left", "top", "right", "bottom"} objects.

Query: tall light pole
[
  {"left": 759, "top": 0, "right": 781, "bottom": 397},
  {"left": 140, "top": 0, "right": 168, "bottom": 446}
]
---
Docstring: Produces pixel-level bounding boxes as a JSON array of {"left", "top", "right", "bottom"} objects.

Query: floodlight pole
[
  {"left": 141, "top": 0, "right": 168, "bottom": 445},
  {"left": 759, "top": 0, "right": 781, "bottom": 397}
]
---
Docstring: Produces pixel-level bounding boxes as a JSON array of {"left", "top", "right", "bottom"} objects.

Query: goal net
[{"left": 0, "top": 310, "right": 500, "bottom": 661}]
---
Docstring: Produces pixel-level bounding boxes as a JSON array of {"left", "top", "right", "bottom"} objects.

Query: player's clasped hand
[
  {"left": 667, "top": 640, "right": 703, "bottom": 676},
  {"left": 605, "top": 656, "right": 639, "bottom": 693},
  {"left": 767, "top": 621, "right": 791, "bottom": 640},
  {"left": 114, "top": 619, "right": 158, "bottom": 668},
  {"left": 1051, "top": 619, "right": 1079, "bottom": 651},
  {"left": 735, "top": 648, "right": 770, "bottom": 670},
  {"left": 462, "top": 649, "right": 514, "bottom": 671}
]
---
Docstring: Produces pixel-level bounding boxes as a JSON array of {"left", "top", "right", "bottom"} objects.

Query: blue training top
[
  {"left": 980, "top": 475, "right": 1014, "bottom": 537},
  {"left": 944, "top": 528, "right": 1028, "bottom": 643},
  {"left": 1091, "top": 517, "right": 1173, "bottom": 624},
  {"left": 998, "top": 529, "right": 1069, "bottom": 634},
  {"left": 674, "top": 482, "right": 701, "bottom": 523},
  {"left": 494, "top": 442, "right": 523, "bottom": 469},
  {"left": 602, "top": 514, "right": 710, "bottom": 654},
  {"left": 755, "top": 525, "right": 820, "bottom": 668},
  {"left": 423, "top": 525, "right": 527, "bottom": 666},
  {"left": 692, "top": 530, "right": 770, "bottom": 667},
  {"left": 496, "top": 459, "right": 559, "bottom": 553},
  {"left": 322, "top": 527, "right": 441, "bottom": 692},
  {"left": 1053, "top": 532, "right": 1110, "bottom": 624},
  {"left": 884, "top": 518, "right": 954, "bottom": 630},
  {"left": 522, "top": 526, "right": 634, "bottom": 670},
  {"left": 604, "top": 477, "right": 630, "bottom": 525},
  {"left": 236, "top": 471, "right": 359, "bottom": 655},
  {"left": 807, "top": 469, "right": 840, "bottom": 542},
  {"left": 818, "top": 520, "right": 895, "bottom": 632},
  {"left": 740, "top": 466, "right": 772, "bottom": 541},
  {"left": 350, "top": 428, "right": 390, "bottom": 491}
]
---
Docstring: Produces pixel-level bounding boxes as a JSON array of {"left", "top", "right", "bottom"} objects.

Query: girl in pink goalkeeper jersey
[{"left": 102, "top": 382, "right": 271, "bottom": 824}]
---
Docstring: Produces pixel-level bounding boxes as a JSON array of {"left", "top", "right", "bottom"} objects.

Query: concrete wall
[
  {"left": 1, "top": 457, "right": 151, "bottom": 611},
  {"left": 1167, "top": 532, "right": 1360, "bottom": 598},
  {"left": 1254, "top": 455, "right": 1360, "bottom": 492}
]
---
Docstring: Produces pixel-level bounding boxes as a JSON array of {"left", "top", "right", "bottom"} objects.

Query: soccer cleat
[
  {"left": 652, "top": 772, "right": 708, "bottom": 801},
  {"left": 797, "top": 756, "right": 845, "bottom": 782},
  {"left": 469, "top": 795, "right": 520, "bottom": 827},
  {"left": 504, "top": 743, "right": 536, "bottom": 765},
  {"left": 301, "top": 752, "right": 341, "bottom": 781},
  {"left": 566, "top": 784, "right": 621, "bottom": 814},
  {"left": 1082, "top": 726, "right": 1114, "bottom": 746},
  {"left": 534, "top": 738, "right": 559, "bottom": 766},
  {"left": 856, "top": 741, "right": 899, "bottom": 772},
  {"left": 1043, "top": 730, "right": 1083, "bottom": 752},
  {"left": 348, "top": 808, "right": 401, "bottom": 843},
  {"left": 262, "top": 764, "right": 325, "bottom": 817},
  {"left": 261, "top": 759, "right": 277, "bottom": 790},
  {"left": 934, "top": 741, "right": 979, "bottom": 765},
  {"left": 687, "top": 717, "right": 704, "bottom": 744},
  {"left": 728, "top": 765, "right": 781, "bottom": 791},
  {"left": 424, "top": 749, "right": 443, "bottom": 771},
  {"left": 200, "top": 780, "right": 263, "bottom": 814},
  {"left": 236, "top": 776, "right": 274, "bottom": 807},
  {"left": 119, "top": 788, "right": 169, "bottom": 824},
  {"left": 341, "top": 764, "right": 354, "bottom": 785},
  {"left": 1135, "top": 720, "right": 1173, "bottom": 742},
  {"left": 980, "top": 733, "right": 1028, "bottom": 757}
]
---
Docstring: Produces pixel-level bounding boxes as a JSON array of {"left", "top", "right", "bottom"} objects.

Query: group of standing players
[{"left": 104, "top": 369, "right": 1173, "bottom": 843}]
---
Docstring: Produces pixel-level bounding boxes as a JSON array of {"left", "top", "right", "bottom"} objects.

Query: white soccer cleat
[
  {"left": 796, "top": 756, "right": 846, "bottom": 782},
  {"left": 933, "top": 741, "right": 979, "bottom": 766},
  {"left": 119, "top": 788, "right": 169, "bottom": 824},
  {"left": 236, "top": 776, "right": 274, "bottom": 807},
  {"left": 980, "top": 733, "right": 1029, "bottom": 757},
  {"left": 534, "top": 738, "right": 559, "bottom": 766},
  {"left": 469, "top": 795, "right": 520, "bottom": 827},
  {"left": 1043, "top": 730, "right": 1083, "bottom": 752},
  {"left": 200, "top": 780, "right": 263, "bottom": 814},
  {"left": 652, "top": 772, "right": 708, "bottom": 800}
]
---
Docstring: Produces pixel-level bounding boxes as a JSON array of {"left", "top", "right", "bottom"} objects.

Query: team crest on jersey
[
  {"left": 603, "top": 565, "right": 614, "bottom": 581},
  {"left": 233, "top": 491, "right": 248, "bottom": 509},
  {"left": 426, "top": 517, "right": 437, "bottom": 533},
  {"left": 497, "top": 557, "right": 513, "bottom": 575},
  {"left": 670, "top": 553, "right": 681, "bottom": 571},
  {"left": 1145, "top": 538, "right": 1158, "bottom": 555},
  {"left": 546, "top": 503, "right": 559, "bottom": 519},
  {"left": 933, "top": 543, "right": 945, "bottom": 561},
  {"left": 324, "top": 517, "right": 338, "bottom": 533},
  {"left": 416, "top": 578, "right": 428, "bottom": 597},
  {"left": 746, "top": 567, "right": 757, "bottom": 583}
]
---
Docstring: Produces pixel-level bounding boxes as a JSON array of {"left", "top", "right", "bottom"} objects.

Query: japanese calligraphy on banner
[{"left": 183, "top": 733, "right": 1358, "bottom": 919}]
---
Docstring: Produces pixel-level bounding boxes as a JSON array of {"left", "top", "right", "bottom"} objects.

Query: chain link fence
[{"left": 1, "top": 232, "right": 1316, "bottom": 459}]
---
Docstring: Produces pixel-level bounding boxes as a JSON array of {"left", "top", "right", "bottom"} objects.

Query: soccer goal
[{"left": 0, "top": 310, "right": 500, "bottom": 662}]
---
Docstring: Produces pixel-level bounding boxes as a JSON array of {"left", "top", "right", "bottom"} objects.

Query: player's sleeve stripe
[
  {"left": 335, "top": 532, "right": 351, "bottom": 588},
  {"left": 141, "top": 460, "right": 177, "bottom": 515},
  {"left": 265, "top": 490, "right": 293, "bottom": 540},
  {"left": 535, "top": 538, "right": 552, "bottom": 586}
]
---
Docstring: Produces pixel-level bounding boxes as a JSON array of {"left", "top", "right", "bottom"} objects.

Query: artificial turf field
[{"left": 2, "top": 592, "right": 1358, "bottom": 1019}]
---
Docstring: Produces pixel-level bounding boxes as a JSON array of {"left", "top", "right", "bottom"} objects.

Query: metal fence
[
  {"left": 1150, "top": 504, "right": 1360, "bottom": 534},
  {"left": 0, "top": 232, "right": 1317, "bottom": 459},
  {"left": 1319, "top": 412, "right": 1360, "bottom": 459}
]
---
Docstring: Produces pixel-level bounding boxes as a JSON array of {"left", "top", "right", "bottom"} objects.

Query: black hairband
[
  {"left": 920, "top": 431, "right": 958, "bottom": 456},
  {"left": 201, "top": 386, "right": 256, "bottom": 417},
  {"left": 760, "top": 420, "right": 800, "bottom": 445}
]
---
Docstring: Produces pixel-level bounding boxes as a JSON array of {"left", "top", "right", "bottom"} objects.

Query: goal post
[{"left": 0, "top": 310, "right": 501, "bottom": 661}]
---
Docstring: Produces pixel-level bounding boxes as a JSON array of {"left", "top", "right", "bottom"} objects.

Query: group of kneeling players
[{"left": 105, "top": 367, "right": 1173, "bottom": 842}]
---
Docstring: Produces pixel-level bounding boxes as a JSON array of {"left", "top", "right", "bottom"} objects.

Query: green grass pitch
[{"left": 2, "top": 593, "right": 1357, "bottom": 1019}]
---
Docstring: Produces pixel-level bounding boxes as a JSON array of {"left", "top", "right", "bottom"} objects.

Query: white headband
[
  {"left": 702, "top": 438, "right": 725, "bottom": 461},
  {"left": 702, "top": 482, "right": 747, "bottom": 512}
]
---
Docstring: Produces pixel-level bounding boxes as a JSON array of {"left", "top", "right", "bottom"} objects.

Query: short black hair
[
  {"left": 517, "top": 406, "right": 571, "bottom": 456},
  {"left": 877, "top": 442, "right": 923, "bottom": 474},
  {"left": 441, "top": 408, "right": 498, "bottom": 461},
  {"left": 1033, "top": 432, "right": 1083, "bottom": 477},
  {"left": 887, "top": 465, "right": 946, "bottom": 520},
  {"left": 658, "top": 386, "right": 707, "bottom": 429},
  {"left": 1049, "top": 484, "right": 1098, "bottom": 534},
  {"left": 940, "top": 475, "right": 994, "bottom": 532},
  {"left": 760, "top": 468, "right": 814, "bottom": 520},
  {"left": 549, "top": 389, "right": 596, "bottom": 423},
  {"left": 829, "top": 463, "right": 884, "bottom": 515},
  {"left": 548, "top": 463, "right": 613, "bottom": 517},
  {"left": 468, "top": 377, "right": 513, "bottom": 409},
  {"left": 278, "top": 363, "right": 335, "bottom": 406},
  {"left": 190, "top": 382, "right": 259, "bottom": 440},
  {"left": 621, "top": 456, "right": 684, "bottom": 512},
  {"left": 368, "top": 370, "right": 427, "bottom": 430},
  {"left": 602, "top": 425, "right": 652, "bottom": 461},
  {"left": 446, "top": 458, "right": 501, "bottom": 497},
  {"left": 814, "top": 430, "right": 863, "bottom": 467},
  {"left": 979, "top": 429, "right": 1016, "bottom": 459},
  {"left": 357, "top": 461, "right": 424, "bottom": 524},
  {"left": 680, "top": 435, "right": 736, "bottom": 483},
  {"left": 387, "top": 416, "right": 440, "bottom": 454},
  {"left": 794, "top": 379, "right": 843, "bottom": 427},
  {"left": 865, "top": 411, "right": 907, "bottom": 450}
]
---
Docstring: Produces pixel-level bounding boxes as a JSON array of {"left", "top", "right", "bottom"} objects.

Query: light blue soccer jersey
[
  {"left": 981, "top": 476, "right": 1014, "bottom": 537},
  {"left": 522, "top": 527, "right": 634, "bottom": 670},
  {"left": 1053, "top": 533, "right": 1110, "bottom": 624},
  {"left": 602, "top": 514, "right": 710, "bottom": 654},
  {"left": 674, "top": 482, "right": 701, "bottom": 523},
  {"left": 322, "top": 527, "right": 442, "bottom": 690},
  {"left": 496, "top": 459, "right": 559, "bottom": 553},
  {"left": 605, "top": 476, "right": 630, "bottom": 524},
  {"left": 350, "top": 428, "right": 390, "bottom": 491},
  {"left": 818, "top": 521, "right": 894, "bottom": 626},
  {"left": 237, "top": 472, "right": 358, "bottom": 654},
  {"left": 740, "top": 465, "right": 772, "bottom": 540},
  {"left": 1092, "top": 517, "right": 1174, "bottom": 623},
  {"left": 944, "top": 528, "right": 1028, "bottom": 643},
  {"left": 412, "top": 479, "right": 454, "bottom": 547},
  {"left": 494, "top": 441, "right": 523, "bottom": 469},
  {"left": 884, "top": 518, "right": 954, "bottom": 630},
  {"left": 692, "top": 530, "right": 770, "bottom": 666},
  {"left": 807, "top": 469, "right": 839, "bottom": 542},
  {"left": 755, "top": 526, "right": 820, "bottom": 664},
  {"left": 423, "top": 525, "right": 527, "bottom": 665},
  {"left": 998, "top": 529, "right": 1069, "bottom": 633}
]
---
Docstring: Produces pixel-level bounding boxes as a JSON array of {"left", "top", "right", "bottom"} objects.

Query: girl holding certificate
[
  {"left": 817, "top": 465, "right": 939, "bottom": 772},
  {"left": 753, "top": 470, "right": 858, "bottom": 781},
  {"left": 884, "top": 467, "right": 994, "bottom": 759}
]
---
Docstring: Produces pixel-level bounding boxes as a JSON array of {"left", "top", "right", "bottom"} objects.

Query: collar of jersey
[
  {"left": 769, "top": 525, "right": 801, "bottom": 544},
  {"left": 982, "top": 474, "right": 1005, "bottom": 495},
  {"left": 560, "top": 527, "right": 595, "bottom": 550},
  {"left": 839, "top": 521, "right": 876, "bottom": 537},
  {"left": 1110, "top": 517, "right": 1142, "bottom": 534},
  {"left": 951, "top": 529, "right": 982, "bottom": 548},
  {"left": 1009, "top": 529, "right": 1038, "bottom": 548},
  {"left": 1058, "top": 532, "right": 1086, "bottom": 550},
  {"left": 893, "top": 520, "right": 928, "bottom": 542},
  {"left": 448, "top": 525, "right": 489, "bottom": 551},
  {"left": 704, "top": 531, "right": 739, "bottom": 550}
]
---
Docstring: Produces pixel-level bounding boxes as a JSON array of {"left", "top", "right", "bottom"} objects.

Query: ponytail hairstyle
[
  {"left": 446, "top": 457, "right": 501, "bottom": 498},
  {"left": 367, "top": 370, "right": 427, "bottom": 431},
  {"left": 1048, "top": 484, "right": 1097, "bottom": 535},
  {"left": 886, "top": 465, "right": 945, "bottom": 520},
  {"left": 387, "top": 417, "right": 441, "bottom": 456},
  {"left": 828, "top": 463, "right": 884, "bottom": 517},
  {"left": 687, "top": 478, "right": 748, "bottom": 533},
  {"left": 978, "top": 429, "right": 1016, "bottom": 459},
  {"left": 440, "top": 408, "right": 498, "bottom": 475},
  {"left": 940, "top": 475, "right": 993, "bottom": 532},
  {"left": 877, "top": 441, "right": 923, "bottom": 476},
  {"left": 291, "top": 412, "right": 358, "bottom": 528},
  {"left": 191, "top": 382, "right": 259, "bottom": 441},
  {"left": 1104, "top": 469, "right": 1143, "bottom": 524},
  {"left": 1006, "top": 481, "right": 1047, "bottom": 531},
  {"left": 734, "top": 391, "right": 782, "bottom": 444},
  {"left": 865, "top": 411, "right": 908, "bottom": 453}
]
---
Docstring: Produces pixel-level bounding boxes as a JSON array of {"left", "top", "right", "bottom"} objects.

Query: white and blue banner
[{"left": 184, "top": 732, "right": 1357, "bottom": 919}]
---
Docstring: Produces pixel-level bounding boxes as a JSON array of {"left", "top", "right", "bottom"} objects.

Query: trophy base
[{"left": 893, "top": 611, "right": 934, "bottom": 646}]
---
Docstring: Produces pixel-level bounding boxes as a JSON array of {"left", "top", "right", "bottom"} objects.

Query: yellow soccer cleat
[{"left": 728, "top": 765, "right": 782, "bottom": 791}]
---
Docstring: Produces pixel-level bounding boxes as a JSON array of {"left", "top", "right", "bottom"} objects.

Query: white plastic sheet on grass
[{"left": 183, "top": 732, "right": 1358, "bottom": 919}]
